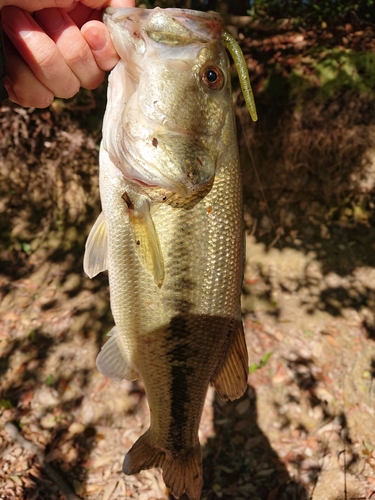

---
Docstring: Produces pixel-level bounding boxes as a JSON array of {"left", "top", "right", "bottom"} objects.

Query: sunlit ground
[{"left": 2, "top": 17, "right": 375, "bottom": 496}]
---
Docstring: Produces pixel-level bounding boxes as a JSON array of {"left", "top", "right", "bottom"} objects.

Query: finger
[
  {"left": 4, "top": 38, "right": 54, "bottom": 107},
  {"left": 67, "top": 2, "right": 101, "bottom": 27},
  {"left": 78, "top": 0, "right": 136, "bottom": 11},
  {"left": 79, "top": 0, "right": 135, "bottom": 9},
  {"left": 0, "top": 0, "right": 136, "bottom": 11},
  {"left": 106, "top": 0, "right": 136, "bottom": 7},
  {"left": 81, "top": 0, "right": 136, "bottom": 72},
  {"left": 2, "top": 6, "right": 80, "bottom": 98},
  {"left": 1, "top": 0, "right": 76, "bottom": 11},
  {"left": 81, "top": 20, "right": 119, "bottom": 72},
  {"left": 70, "top": 0, "right": 136, "bottom": 28},
  {"left": 35, "top": 8, "right": 104, "bottom": 89}
]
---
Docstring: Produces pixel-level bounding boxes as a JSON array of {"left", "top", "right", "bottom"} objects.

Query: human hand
[{"left": 1, "top": 0, "right": 135, "bottom": 108}]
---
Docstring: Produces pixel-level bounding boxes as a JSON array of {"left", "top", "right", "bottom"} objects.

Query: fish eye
[
  {"left": 206, "top": 69, "right": 218, "bottom": 82},
  {"left": 201, "top": 65, "right": 224, "bottom": 90}
]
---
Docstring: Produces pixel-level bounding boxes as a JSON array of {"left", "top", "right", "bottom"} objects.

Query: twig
[
  {"left": 350, "top": 9, "right": 375, "bottom": 28},
  {"left": 237, "top": 95, "right": 283, "bottom": 251},
  {"left": 226, "top": 15, "right": 292, "bottom": 32},
  {"left": 250, "top": 217, "right": 257, "bottom": 237},
  {"left": 4, "top": 422, "right": 81, "bottom": 500},
  {"left": 268, "top": 227, "right": 285, "bottom": 250}
]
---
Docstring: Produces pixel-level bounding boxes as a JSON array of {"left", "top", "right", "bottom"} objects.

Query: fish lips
[{"left": 104, "top": 7, "right": 225, "bottom": 53}]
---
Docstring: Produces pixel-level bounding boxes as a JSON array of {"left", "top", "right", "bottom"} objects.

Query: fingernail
[
  {"left": 36, "top": 9, "right": 65, "bottom": 33},
  {"left": 85, "top": 27, "right": 107, "bottom": 52},
  {"left": 2, "top": 7, "right": 33, "bottom": 37}
]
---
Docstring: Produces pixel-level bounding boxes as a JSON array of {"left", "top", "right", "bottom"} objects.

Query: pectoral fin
[
  {"left": 96, "top": 326, "right": 139, "bottom": 382},
  {"left": 83, "top": 212, "right": 108, "bottom": 279},
  {"left": 124, "top": 193, "right": 164, "bottom": 287},
  {"left": 212, "top": 321, "right": 249, "bottom": 401}
]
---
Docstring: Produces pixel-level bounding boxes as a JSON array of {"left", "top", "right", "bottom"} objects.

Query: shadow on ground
[
  {"left": 202, "top": 388, "right": 308, "bottom": 500},
  {"left": 237, "top": 80, "right": 375, "bottom": 345},
  {"left": 2, "top": 21, "right": 375, "bottom": 496}
]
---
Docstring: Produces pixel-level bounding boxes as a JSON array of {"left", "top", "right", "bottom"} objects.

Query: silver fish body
[{"left": 84, "top": 8, "right": 248, "bottom": 500}]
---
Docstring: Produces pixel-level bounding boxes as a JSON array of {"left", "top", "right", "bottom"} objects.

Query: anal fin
[
  {"left": 123, "top": 430, "right": 202, "bottom": 500},
  {"left": 212, "top": 321, "right": 249, "bottom": 401},
  {"left": 96, "top": 326, "right": 139, "bottom": 382}
]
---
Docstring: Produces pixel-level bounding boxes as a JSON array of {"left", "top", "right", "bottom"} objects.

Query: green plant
[{"left": 249, "top": 351, "right": 273, "bottom": 373}]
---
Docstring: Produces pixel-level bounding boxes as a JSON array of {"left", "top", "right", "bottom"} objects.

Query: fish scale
[{"left": 84, "top": 7, "right": 251, "bottom": 500}]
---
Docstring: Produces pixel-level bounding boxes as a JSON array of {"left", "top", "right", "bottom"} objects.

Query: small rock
[
  {"left": 33, "top": 387, "right": 59, "bottom": 408},
  {"left": 236, "top": 399, "right": 250, "bottom": 415},
  {"left": 260, "top": 215, "right": 272, "bottom": 233},
  {"left": 12, "top": 446, "right": 23, "bottom": 458},
  {"left": 65, "top": 447, "right": 79, "bottom": 463},
  {"left": 68, "top": 422, "right": 85, "bottom": 435},
  {"left": 73, "top": 479, "right": 84, "bottom": 496},
  {"left": 40, "top": 414, "right": 56, "bottom": 429}
]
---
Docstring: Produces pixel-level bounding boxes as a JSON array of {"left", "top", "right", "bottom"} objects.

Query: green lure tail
[{"left": 222, "top": 31, "right": 258, "bottom": 122}]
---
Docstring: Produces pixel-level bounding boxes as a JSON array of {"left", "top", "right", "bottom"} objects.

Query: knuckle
[
  {"left": 59, "top": 79, "right": 81, "bottom": 99},
  {"left": 35, "top": 46, "right": 59, "bottom": 75},
  {"left": 12, "top": 86, "right": 54, "bottom": 108},
  {"left": 83, "top": 72, "right": 105, "bottom": 90},
  {"left": 63, "top": 39, "right": 90, "bottom": 67}
]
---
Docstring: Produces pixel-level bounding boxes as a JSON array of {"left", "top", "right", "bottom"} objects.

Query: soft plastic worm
[{"left": 222, "top": 31, "right": 258, "bottom": 122}]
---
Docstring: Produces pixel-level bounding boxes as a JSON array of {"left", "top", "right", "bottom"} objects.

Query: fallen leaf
[
  {"left": 102, "top": 480, "right": 118, "bottom": 500},
  {"left": 9, "top": 475, "right": 23, "bottom": 486},
  {"left": 325, "top": 335, "right": 340, "bottom": 347}
]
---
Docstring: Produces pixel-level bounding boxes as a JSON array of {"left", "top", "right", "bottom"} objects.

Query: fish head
[{"left": 103, "top": 7, "right": 233, "bottom": 200}]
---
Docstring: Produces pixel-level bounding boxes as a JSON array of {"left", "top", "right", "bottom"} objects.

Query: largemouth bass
[{"left": 84, "top": 7, "right": 256, "bottom": 499}]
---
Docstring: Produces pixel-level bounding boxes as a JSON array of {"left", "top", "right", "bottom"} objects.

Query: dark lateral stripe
[
  {"left": 167, "top": 315, "right": 192, "bottom": 454},
  {"left": 170, "top": 364, "right": 189, "bottom": 453}
]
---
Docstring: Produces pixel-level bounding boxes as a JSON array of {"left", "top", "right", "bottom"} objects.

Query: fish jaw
[
  {"left": 103, "top": 7, "right": 233, "bottom": 200},
  {"left": 104, "top": 7, "right": 225, "bottom": 49}
]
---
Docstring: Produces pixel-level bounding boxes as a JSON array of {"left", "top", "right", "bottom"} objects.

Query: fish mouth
[{"left": 104, "top": 7, "right": 225, "bottom": 46}]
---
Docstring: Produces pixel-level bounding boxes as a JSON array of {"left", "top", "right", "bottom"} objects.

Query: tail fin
[
  {"left": 162, "top": 448, "right": 202, "bottom": 500},
  {"left": 123, "top": 430, "right": 202, "bottom": 500}
]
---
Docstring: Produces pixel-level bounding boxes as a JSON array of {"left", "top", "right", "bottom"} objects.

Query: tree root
[{"left": 4, "top": 421, "right": 81, "bottom": 500}]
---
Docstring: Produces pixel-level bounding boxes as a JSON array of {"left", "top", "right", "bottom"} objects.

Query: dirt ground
[{"left": 1, "top": 14, "right": 375, "bottom": 500}]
